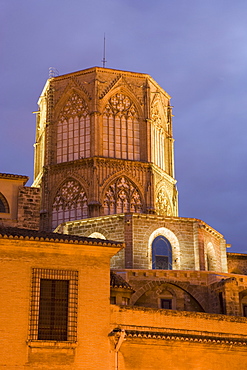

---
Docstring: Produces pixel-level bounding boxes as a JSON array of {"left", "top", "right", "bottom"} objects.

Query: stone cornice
[{"left": 121, "top": 328, "right": 247, "bottom": 346}]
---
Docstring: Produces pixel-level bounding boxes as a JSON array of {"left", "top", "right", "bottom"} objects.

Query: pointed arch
[
  {"left": 56, "top": 91, "right": 90, "bottom": 163},
  {"left": 205, "top": 242, "right": 217, "bottom": 271},
  {"left": 88, "top": 232, "right": 106, "bottom": 240},
  {"left": 150, "top": 95, "right": 169, "bottom": 170},
  {"left": 148, "top": 227, "right": 180, "bottom": 269},
  {"left": 0, "top": 192, "right": 9, "bottom": 213},
  {"left": 102, "top": 92, "right": 140, "bottom": 161},
  {"left": 103, "top": 176, "right": 143, "bottom": 215},
  {"left": 51, "top": 178, "right": 88, "bottom": 229}
]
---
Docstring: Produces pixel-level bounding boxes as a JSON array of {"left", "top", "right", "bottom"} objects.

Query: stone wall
[
  {"left": 114, "top": 269, "right": 247, "bottom": 316},
  {"left": 17, "top": 187, "right": 40, "bottom": 230},
  {"left": 227, "top": 252, "right": 247, "bottom": 275},
  {"left": 58, "top": 213, "right": 228, "bottom": 273}
]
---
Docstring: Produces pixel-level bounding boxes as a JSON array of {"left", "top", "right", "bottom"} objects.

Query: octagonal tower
[{"left": 33, "top": 67, "right": 178, "bottom": 231}]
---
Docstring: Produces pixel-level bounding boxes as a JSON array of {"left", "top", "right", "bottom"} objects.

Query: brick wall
[
  {"left": 110, "top": 305, "right": 247, "bottom": 370},
  {"left": 17, "top": 186, "right": 40, "bottom": 229},
  {"left": 0, "top": 236, "right": 121, "bottom": 369}
]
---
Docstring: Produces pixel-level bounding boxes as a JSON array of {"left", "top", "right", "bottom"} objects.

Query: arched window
[
  {"left": 103, "top": 93, "right": 140, "bottom": 160},
  {"left": 103, "top": 176, "right": 142, "bottom": 215},
  {"left": 0, "top": 193, "right": 9, "bottom": 213},
  {"left": 88, "top": 232, "right": 106, "bottom": 240},
  {"left": 52, "top": 178, "right": 88, "bottom": 229},
  {"left": 205, "top": 242, "right": 217, "bottom": 271},
  {"left": 151, "top": 103, "right": 166, "bottom": 170},
  {"left": 152, "top": 235, "right": 172, "bottom": 270},
  {"left": 57, "top": 93, "right": 90, "bottom": 163}
]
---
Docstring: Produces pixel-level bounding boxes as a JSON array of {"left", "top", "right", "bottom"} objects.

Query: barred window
[{"left": 29, "top": 269, "right": 78, "bottom": 342}]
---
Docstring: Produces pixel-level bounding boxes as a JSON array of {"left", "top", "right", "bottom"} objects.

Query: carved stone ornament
[
  {"left": 59, "top": 93, "right": 89, "bottom": 120},
  {"left": 156, "top": 187, "right": 172, "bottom": 216},
  {"left": 103, "top": 176, "right": 142, "bottom": 215},
  {"left": 52, "top": 178, "right": 88, "bottom": 228},
  {"left": 104, "top": 93, "right": 137, "bottom": 117}
]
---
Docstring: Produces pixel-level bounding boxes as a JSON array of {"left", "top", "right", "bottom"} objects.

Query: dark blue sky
[{"left": 1, "top": 0, "right": 247, "bottom": 253}]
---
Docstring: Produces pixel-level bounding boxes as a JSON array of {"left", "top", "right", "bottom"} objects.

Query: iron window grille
[{"left": 29, "top": 268, "right": 78, "bottom": 342}]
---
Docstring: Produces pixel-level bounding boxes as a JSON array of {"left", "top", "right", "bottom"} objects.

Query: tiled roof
[
  {"left": 0, "top": 227, "right": 124, "bottom": 248},
  {"left": 110, "top": 271, "right": 134, "bottom": 290},
  {"left": 0, "top": 173, "right": 29, "bottom": 184}
]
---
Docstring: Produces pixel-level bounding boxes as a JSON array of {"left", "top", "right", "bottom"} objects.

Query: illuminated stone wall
[{"left": 58, "top": 213, "right": 228, "bottom": 273}]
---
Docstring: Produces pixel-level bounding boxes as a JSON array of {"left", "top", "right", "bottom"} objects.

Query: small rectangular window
[
  {"left": 161, "top": 299, "right": 172, "bottom": 309},
  {"left": 110, "top": 296, "right": 116, "bottom": 304},
  {"left": 219, "top": 292, "right": 225, "bottom": 314},
  {"left": 243, "top": 304, "right": 247, "bottom": 317},
  {"left": 122, "top": 297, "right": 130, "bottom": 305}
]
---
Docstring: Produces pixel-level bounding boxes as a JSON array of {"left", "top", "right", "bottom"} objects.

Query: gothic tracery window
[
  {"left": 155, "top": 188, "right": 172, "bottom": 216},
  {"left": 103, "top": 93, "right": 140, "bottom": 160},
  {"left": 151, "top": 104, "right": 166, "bottom": 170},
  {"left": 103, "top": 176, "right": 142, "bottom": 215},
  {"left": 57, "top": 93, "right": 90, "bottom": 163},
  {"left": 52, "top": 178, "right": 88, "bottom": 229}
]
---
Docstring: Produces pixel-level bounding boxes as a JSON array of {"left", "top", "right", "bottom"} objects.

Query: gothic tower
[{"left": 33, "top": 67, "right": 178, "bottom": 232}]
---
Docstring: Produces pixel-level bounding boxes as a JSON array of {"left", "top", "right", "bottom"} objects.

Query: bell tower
[{"left": 33, "top": 67, "right": 178, "bottom": 231}]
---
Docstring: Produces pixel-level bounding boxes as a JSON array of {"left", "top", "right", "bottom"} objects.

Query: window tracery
[
  {"left": 155, "top": 188, "right": 172, "bottom": 216},
  {"left": 151, "top": 104, "right": 165, "bottom": 170},
  {"left": 52, "top": 178, "right": 88, "bottom": 229},
  {"left": 57, "top": 93, "right": 90, "bottom": 163},
  {"left": 103, "top": 93, "right": 140, "bottom": 160},
  {"left": 103, "top": 176, "right": 142, "bottom": 215}
]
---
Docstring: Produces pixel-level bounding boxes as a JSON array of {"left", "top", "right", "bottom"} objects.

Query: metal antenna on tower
[
  {"left": 102, "top": 34, "right": 107, "bottom": 68},
  {"left": 49, "top": 67, "right": 59, "bottom": 78}
]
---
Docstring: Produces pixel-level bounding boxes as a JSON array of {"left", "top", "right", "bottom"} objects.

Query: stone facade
[
  {"left": 0, "top": 173, "right": 40, "bottom": 230},
  {"left": 33, "top": 67, "right": 178, "bottom": 231},
  {"left": 57, "top": 213, "right": 228, "bottom": 272},
  {"left": 1, "top": 66, "right": 247, "bottom": 369},
  {"left": 227, "top": 252, "right": 247, "bottom": 275},
  {"left": 1, "top": 228, "right": 247, "bottom": 370}
]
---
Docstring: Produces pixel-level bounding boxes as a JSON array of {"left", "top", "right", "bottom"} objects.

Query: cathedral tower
[{"left": 33, "top": 67, "right": 178, "bottom": 231}]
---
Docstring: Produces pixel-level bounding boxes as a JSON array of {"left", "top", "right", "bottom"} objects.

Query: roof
[
  {"left": 110, "top": 271, "right": 134, "bottom": 290},
  {"left": 0, "top": 173, "right": 29, "bottom": 184},
  {"left": 0, "top": 227, "right": 124, "bottom": 248}
]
